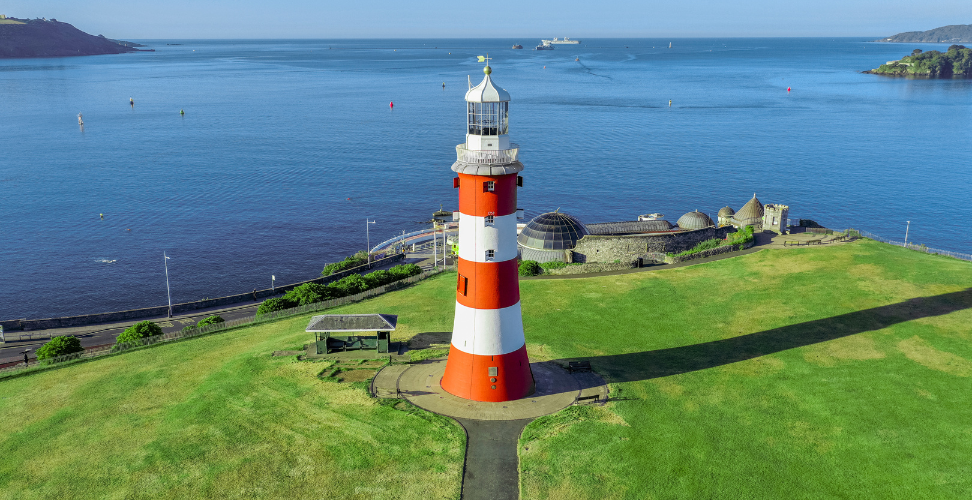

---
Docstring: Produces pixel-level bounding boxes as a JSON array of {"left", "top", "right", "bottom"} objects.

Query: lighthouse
[{"left": 440, "top": 60, "right": 535, "bottom": 402}]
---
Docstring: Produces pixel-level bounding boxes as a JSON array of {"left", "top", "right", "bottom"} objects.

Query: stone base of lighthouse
[{"left": 441, "top": 344, "right": 535, "bottom": 402}]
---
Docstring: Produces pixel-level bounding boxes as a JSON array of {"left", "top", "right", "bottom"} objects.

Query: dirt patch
[
  {"left": 408, "top": 331, "right": 452, "bottom": 349},
  {"left": 897, "top": 336, "right": 972, "bottom": 377},
  {"left": 272, "top": 350, "right": 302, "bottom": 357},
  {"left": 335, "top": 369, "right": 377, "bottom": 383},
  {"left": 803, "top": 335, "right": 885, "bottom": 367}
]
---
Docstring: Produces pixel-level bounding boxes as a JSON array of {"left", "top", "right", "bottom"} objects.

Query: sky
[{"left": 3, "top": 0, "right": 971, "bottom": 39}]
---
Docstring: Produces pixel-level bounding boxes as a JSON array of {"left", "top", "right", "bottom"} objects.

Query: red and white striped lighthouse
[{"left": 440, "top": 61, "right": 534, "bottom": 402}]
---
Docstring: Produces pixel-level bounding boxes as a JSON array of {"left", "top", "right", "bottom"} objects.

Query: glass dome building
[{"left": 517, "top": 211, "right": 590, "bottom": 263}]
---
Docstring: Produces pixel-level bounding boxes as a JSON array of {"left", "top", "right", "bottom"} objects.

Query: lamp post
[
  {"left": 164, "top": 252, "right": 173, "bottom": 318},
  {"left": 401, "top": 230, "right": 406, "bottom": 254},
  {"left": 272, "top": 275, "right": 276, "bottom": 293},
  {"left": 904, "top": 220, "right": 911, "bottom": 247},
  {"left": 366, "top": 219, "right": 376, "bottom": 266}
]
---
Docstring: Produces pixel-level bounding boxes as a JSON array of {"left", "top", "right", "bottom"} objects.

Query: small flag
[{"left": 477, "top": 56, "right": 486, "bottom": 62}]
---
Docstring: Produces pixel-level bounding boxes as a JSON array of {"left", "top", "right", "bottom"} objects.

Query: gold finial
[{"left": 484, "top": 53, "right": 492, "bottom": 74}]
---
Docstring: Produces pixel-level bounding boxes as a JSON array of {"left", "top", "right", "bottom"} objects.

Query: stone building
[
  {"left": 762, "top": 204, "right": 789, "bottom": 233},
  {"left": 717, "top": 206, "right": 735, "bottom": 227}
]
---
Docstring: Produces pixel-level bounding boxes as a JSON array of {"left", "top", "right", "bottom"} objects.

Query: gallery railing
[{"left": 455, "top": 144, "right": 519, "bottom": 164}]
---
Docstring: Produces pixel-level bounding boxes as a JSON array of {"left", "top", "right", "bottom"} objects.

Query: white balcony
[{"left": 456, "top": 144, "right": 519, "bottom": 165}]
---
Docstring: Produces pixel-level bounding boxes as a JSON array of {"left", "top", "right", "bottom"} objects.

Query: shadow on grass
[{"left": 559, "top": 288, "right": 972, "bottom": 383}]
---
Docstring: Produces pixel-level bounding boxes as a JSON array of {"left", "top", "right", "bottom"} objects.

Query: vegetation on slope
[
  {"left": 869, "top": 46, "right": 972, "bottom": 77},
  {"left": 2, "top": 241, "right": 970, "bottom": 498},
  {"left": 0, "top": 274, "right": 462, "bottom": 500},
  {"left": 874, "top": 24, "right": 972, "bottom": 44},
  {"left": 517, "top": 240, "right": 972, "bottom": 498}
]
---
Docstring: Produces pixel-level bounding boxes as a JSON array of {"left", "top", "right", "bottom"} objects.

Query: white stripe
[
  {"left": 457, "top": 213, "right": 518, "bottom": 263},
  {"left": 450, "top": 301, "right": 526, "bottom": 356}
]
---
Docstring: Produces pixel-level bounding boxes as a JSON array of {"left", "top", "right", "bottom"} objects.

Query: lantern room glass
[{"left": 467, "top": 102, "right": 509, "bottom": 136}]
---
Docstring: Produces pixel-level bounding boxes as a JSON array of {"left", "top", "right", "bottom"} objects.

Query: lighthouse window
[
  {"left": 485, "top": 181, "right": 495, "bottom": 192},
  {"left": 467, "top": 102, "right": 509, "bottom": 136},
  {"left": 485, "top": 215, "right": 494, "bottom": 225},
  {"left": 485, "top": 249, "right": 495, "bottom": 260}
]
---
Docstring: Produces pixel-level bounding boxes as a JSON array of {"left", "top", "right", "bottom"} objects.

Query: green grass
[
  {"left": 517, "top": 240, "right": 972, "bottom": 499},
  {"left": 0, "top": 274, "right": 463, "bottom": 500},
  {"left": 2, "top": 241, "right": 971, "bottom": 498}
]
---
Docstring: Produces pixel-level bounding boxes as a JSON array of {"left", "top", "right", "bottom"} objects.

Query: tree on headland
[{"left": 870, "top": 46, "right": 972, "bottom": 77}]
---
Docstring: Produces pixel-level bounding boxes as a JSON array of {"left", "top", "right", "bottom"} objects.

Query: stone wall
[
  {"left": 0, "top": 254, "right": 405, "bottom": 332},
  {"left": 543, "top": 261, "right": 637, "bottom": 275},
  {"left": 665, "top": 240, "right": 755, "bottom": 264},
  {"left": 568, "top": 227, "right": 734, "bottom": 264}
]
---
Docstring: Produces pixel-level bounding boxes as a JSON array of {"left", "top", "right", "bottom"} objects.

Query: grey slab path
[
  {"left": 373, "top": 357, "right": 608, "bottom": 500},
  {"left": 454, "top": 418, "right": 531, "bottom": 500}
]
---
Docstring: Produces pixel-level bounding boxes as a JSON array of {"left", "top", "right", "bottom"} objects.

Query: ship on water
[
  {"left": 545, "top": 37, "right": 580, "bottom": 44},
  {"left": 535, "top": 40, "right": 554, "bottom": 50}
]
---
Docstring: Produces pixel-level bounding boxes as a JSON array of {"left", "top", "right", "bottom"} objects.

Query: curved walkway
[
  {"left": 373, "top": 358, "right": 608, "bottom": 500},
  {"left": 527, "top": 231, "right": 857, "bottom": 281}
]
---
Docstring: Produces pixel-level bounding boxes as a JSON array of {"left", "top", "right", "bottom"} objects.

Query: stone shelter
[{"left": 516, "top": 211, "right": 590, "bottom": 263}]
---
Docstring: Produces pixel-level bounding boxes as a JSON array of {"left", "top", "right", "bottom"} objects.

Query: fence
[
  {"left": 858, "top": 230, "right": 972, "bottom": 262},
  {"left": 0, "top": 269, "right": 446, "bottom": 378},
  {"left": 1, "top": 253, "right": 406, "bottom": 333}
]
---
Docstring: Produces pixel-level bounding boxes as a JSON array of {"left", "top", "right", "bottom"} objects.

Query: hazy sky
[{"left": 4, "top": 0, "right": 971, "bottom": 39}]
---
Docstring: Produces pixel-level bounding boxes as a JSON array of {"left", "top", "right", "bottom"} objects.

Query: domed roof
[
  {"left": 718, "top": 206, "right": 735, "bottom": 217},
  {"left": 734, "top": 195, "right": 764, "bottom": 223},
  {"left": 517, "top": 211, "right": 589, "bottom": 251},
  {"left": 676, "top": 210, "right": 714, "bottom": 230},
  {"left": 465, "top": 72, "right": 511, "bottom": 103}
]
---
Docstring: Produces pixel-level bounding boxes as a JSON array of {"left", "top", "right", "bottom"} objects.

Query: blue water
[{"left": 1, "top": 38, "right": 970, "bottom": 319}]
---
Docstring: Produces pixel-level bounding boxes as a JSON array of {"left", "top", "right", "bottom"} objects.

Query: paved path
[
  {"left": 373, "top": 357, "right": 608, "bottom": 500},
  {"left": 454, "top": 418, "right": 531, "bottom": 500}
]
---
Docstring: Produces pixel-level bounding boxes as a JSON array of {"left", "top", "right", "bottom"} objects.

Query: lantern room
[{"left": 465, "top": 65, "right": 512, "bottom": 151}]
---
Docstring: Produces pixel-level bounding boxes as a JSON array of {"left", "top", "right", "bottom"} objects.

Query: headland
[
  {"left": 874, "top": 24, "right": 972, "bottom": 44},
  {"left": 865, "top": 45, "right": 972, "bottom": 77},
  {"left": 0, "top": 16, "right": 145, "bottom": 58}
]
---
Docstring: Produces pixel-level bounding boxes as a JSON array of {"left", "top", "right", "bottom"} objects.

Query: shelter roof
[
  {"left": 587, "top": 220, "right": 674, "bottom": 234},
  {"left": 517, "top": 211, "right": 589, "bottom": 251},
  {"left": 305, "top": 314, "right": 398, "bottom": 333},
  {"left": 734, "top": 195, "right": 764, "bottom": 223},
  {"left": 718, "top": 206, "right": 735, "bottom": 217},
  {"left": 676, "top": 211, "right": 715, "bottom": 230}
]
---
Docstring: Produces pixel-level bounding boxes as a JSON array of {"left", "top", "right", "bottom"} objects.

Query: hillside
[
  {"left": 1, "top": 240, "right": 971, "bottom": 498},
  {"left": 867, "top": 45, "right": 972, "bottom": 77},
  {"left": 0, "top": 17, "right": 142, "bottom": 58},
  {"left": 875, "top": 24, "right": 972, "bottom": 43}
]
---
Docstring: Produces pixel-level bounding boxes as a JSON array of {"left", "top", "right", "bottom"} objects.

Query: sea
[{"left": 1, "top": 38, "right": 970, "bottom": 320}]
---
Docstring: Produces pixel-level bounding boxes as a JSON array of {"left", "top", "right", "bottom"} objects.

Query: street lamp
[
  {"left": 164, "top": 252, "right": 173, "bottom": 318},
  {"left": 366, "top": 219, "right": 377, "bottom": 266},
  {"left": 904, "top": 221, "right": 911, "bottom": 247},
  {"left": 401, "top": 230, "right": 406, "bottom": 254},
  {"left": 272, "top": 275, "right": 276, "bottom": 293}
]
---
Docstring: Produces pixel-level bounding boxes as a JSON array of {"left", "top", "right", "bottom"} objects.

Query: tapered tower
[{"left": 440, "top": 62, "right": 534, "bottom": 402}]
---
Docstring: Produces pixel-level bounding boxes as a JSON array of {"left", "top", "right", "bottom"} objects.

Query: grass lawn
[
  {"left": 518, "top": 240, "right": 972, "bottom": 499},
  {"left": 1, "top": 240, "right": 969, "bottom": 498},
  {"left": 0, "top": 275, "right": 463, "bottom": 500}
]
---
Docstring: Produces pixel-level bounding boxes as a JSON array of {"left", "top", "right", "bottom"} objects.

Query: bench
[
  {"left": 576, "top": 394, "right": 600, "bottom": 404},
  {"left": 567, "top": 361, "right": 592, "bottom": 373}
]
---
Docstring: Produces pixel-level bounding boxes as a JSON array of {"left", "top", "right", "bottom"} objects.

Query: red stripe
[
  {"left": 440, "top": 344, "right": 534, "bottom": 402},
  {"left": 458, "top": 173, "right": 517, "bottom": 217},
  {"left": 455, "top": 258, "right": 520, "bottom": 309}
]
